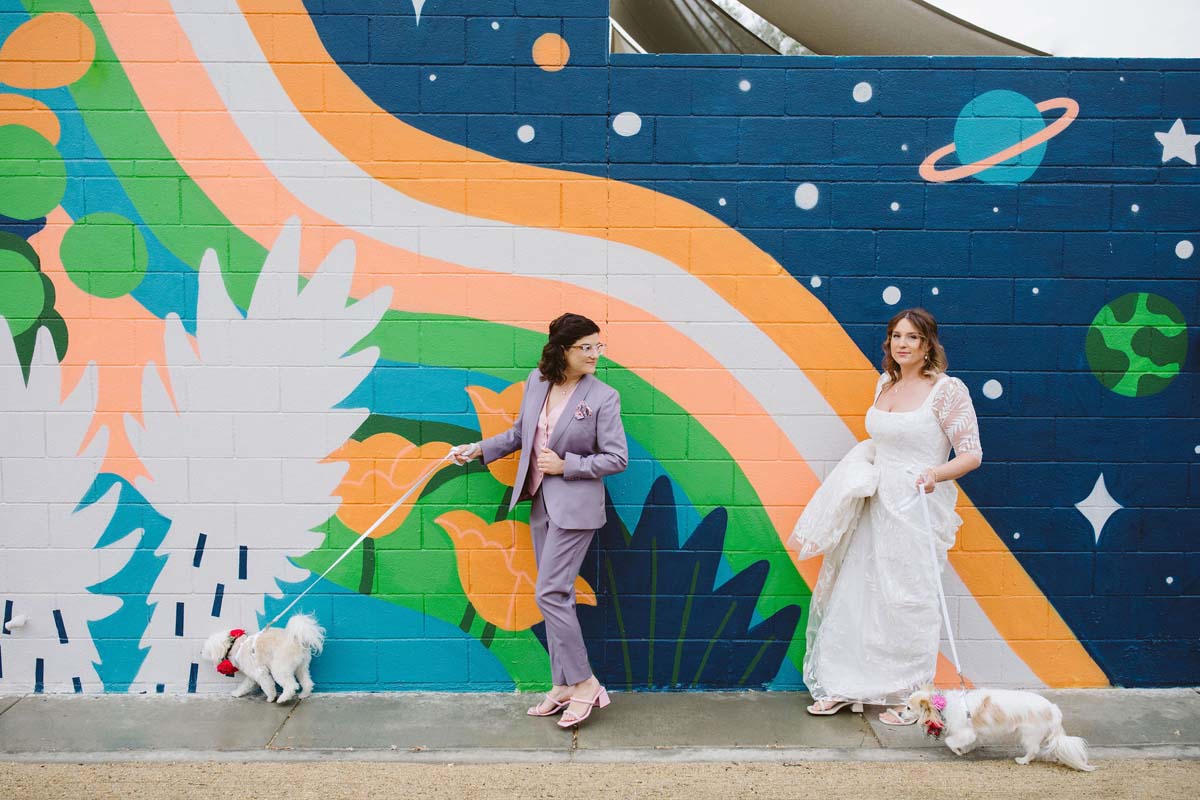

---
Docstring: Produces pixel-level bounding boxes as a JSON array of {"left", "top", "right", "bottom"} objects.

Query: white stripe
[{"left": 166, "top": 0, "right": 1043, "bottom": 686}]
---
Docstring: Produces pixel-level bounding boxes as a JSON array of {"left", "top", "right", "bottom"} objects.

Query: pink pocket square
[{"left": 573, "top": 401, "right": 593, "bottom": 420}]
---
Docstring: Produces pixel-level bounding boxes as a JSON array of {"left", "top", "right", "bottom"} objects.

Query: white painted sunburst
[{"left": 125, "top": 218, "right": 391, "bottom": 693}]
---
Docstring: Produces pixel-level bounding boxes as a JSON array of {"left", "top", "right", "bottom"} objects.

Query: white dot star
[
  {"left": 1075, "top": 473, "right": 1123, "bottom": 545},
  {"left": 1155, "top": 118, "right": 1200, "bottom": 165}
]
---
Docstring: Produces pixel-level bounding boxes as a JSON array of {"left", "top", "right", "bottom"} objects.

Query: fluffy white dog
[
  {"left": 907, "top": 687, "right": 1095, "bottom": 772},
  {"left": 201, "top": 614, "right": 325, "bottom": 703}
]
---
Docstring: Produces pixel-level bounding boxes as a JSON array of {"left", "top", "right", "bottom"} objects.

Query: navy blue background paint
[{"left": 299, "top": 0, "right": 1199, "bottom": 686}]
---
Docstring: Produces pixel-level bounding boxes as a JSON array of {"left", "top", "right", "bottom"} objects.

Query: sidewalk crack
[
  {"left": 0, "top": 696, "right": 23, "bottom": 720},
  {"left": 862, "top": 710, "right": 885, "bottom": 749},
  {"left": 265, "top": 698, "right": 301, "bottom": 750}
]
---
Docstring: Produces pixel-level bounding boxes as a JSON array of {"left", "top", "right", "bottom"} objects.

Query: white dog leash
[
  {"left": 260, "top": 448, "right": 458, "bottom": 632},
  {"left": 916, "top": 485, "right": 970, "bottom": 696}
]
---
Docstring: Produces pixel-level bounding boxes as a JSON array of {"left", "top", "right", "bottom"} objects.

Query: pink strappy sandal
[
  {"left": 526, "top": 694, "right": 570, "bottom": 717},
  {"left": 557, "top": 685, "right": 611, "bottom": 728}
]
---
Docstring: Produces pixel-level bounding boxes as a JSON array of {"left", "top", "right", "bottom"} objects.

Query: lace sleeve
[{"left": 931, "top": 377, "right": 982, "bottom": 459}]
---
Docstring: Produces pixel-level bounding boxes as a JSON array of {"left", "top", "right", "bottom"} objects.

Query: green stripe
[
  {"left": 671, "top": 562, "right": 701, "bottom": 686},
  {"left": 738, "top": 636, "right": 775, "bottom": 686},
  {"left": 692, "top": 602, "right": 736, "bottom": 687},
  {"left": 647, "top": 539, "right": 657, "bottom": 685},
  {"left": 31, "top": 1, "right": 811, "bottom": 674},
  {"left": 605, "top": 556, "right": 634, "bottom": 691}
]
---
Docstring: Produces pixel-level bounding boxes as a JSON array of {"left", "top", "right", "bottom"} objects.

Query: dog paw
[
  {"left": 1015, "top": 756, "right": 1032, "bottom": 765},
  {"left": 298, "top": 690, "right": 313, "bottom": 699}
]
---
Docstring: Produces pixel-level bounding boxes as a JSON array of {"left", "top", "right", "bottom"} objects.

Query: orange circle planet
[{"left": 531, "top": 33, "right": 570, "bottom": 72}]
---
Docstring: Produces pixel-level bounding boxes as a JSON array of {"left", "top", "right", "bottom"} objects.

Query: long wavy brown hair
[
  {"left": 538, "top": 313, "right": 600, "bottom": 384},
  {"left": 881, "top": 307, "right": 947, "bottom": 386}
]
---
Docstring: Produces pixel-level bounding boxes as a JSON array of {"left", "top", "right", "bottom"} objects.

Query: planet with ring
[{"left": 920, "top": 90, "right": 1079, "bottom": 184}]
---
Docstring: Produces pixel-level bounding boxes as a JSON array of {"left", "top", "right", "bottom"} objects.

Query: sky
[{"left": 929, "top": 0, "right": 1200, "bottom": 57}]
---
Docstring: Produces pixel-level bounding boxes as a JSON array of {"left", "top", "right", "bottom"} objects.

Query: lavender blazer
[{"left": 480, "top": 370, "right": 628, "bottom": 530}]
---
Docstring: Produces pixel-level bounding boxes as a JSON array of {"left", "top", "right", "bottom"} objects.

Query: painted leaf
[
  {"left": 435, "top": 510, "right": 596, "bottom": 632},
  {"left": 330, "top": 432, "right": 455, "bottom": 539},
  {"left": 465, "top": 383, "right": 523, "bottom": 487},
  {"left": 562, "top": 476, "right": 802, "bottom": 690}
]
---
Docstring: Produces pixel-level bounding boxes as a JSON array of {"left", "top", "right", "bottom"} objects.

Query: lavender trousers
[{"left": 530, "top": 490, "right": 596, "bottom": 686}]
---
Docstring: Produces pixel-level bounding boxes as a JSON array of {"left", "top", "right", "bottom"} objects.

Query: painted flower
[
  {"left": 434, "top": 510, "right": 596, "bottom": 631},
  {"left": 330, "top": 432, "right": 455, "bottom": 538},
  {"left": 465, "top": 383, "right": 524, "bottom": 487}
]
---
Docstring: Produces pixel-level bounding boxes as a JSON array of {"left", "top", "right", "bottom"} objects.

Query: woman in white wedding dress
[{"left": 790, "top": 308, "right": 983, "bottom": 725}]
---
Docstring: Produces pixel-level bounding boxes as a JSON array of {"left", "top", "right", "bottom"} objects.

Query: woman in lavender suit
[{"left": 453, "top": 313, "right": 628, "bottom": 729}]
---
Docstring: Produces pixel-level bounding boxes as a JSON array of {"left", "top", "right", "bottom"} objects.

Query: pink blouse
[{"left": 527, "top": 386, "right": 574, "bottom": 496}]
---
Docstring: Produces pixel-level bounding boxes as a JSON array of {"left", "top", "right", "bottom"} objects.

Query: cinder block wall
[{"left": 0, "top": 0, "right": 1195, "bottom": 694}]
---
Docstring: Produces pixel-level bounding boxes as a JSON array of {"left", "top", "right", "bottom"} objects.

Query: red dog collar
[{"left": 216, "top": 629, "right": 247, "bottom": 677}]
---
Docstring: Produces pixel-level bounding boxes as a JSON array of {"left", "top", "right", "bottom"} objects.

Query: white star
[
  {"left": 1075, "top": 474, "right": 1123, "bottom": 545},
  {"left": 1154, "top": 119, "right": 1200, "bottom": 165}
]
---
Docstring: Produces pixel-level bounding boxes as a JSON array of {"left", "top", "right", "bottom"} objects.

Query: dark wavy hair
[
  {"left": 538, "top": 313, "right": 601, "bottom": 384},
  {"left": 881, "top": 307, "right": 947, "bottom": 386}
]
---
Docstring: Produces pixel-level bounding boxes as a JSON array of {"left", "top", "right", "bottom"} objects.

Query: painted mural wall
[{"left": 0, "top": 0, "right": 1196, "bottom": 694}]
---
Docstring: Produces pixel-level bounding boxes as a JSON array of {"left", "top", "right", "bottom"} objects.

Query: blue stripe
[
  {"left": 52, "top": 609, "right": 68, "bottom": 644},
  {"left": 193, "top": 533, "right": 207, "bottom": 568},
  {"left": 156, "top": 683, "right": 164, "bottom": 694},
  {"left": 34, "top": 658, "right": 44, "bottom": 694},
  {"left": 2, "top": 600, "right": 11, "bottom": 635},
  {"left": 187, "top": 662, "right": 198, "bottom": 694},
  {"left": 212, "top": 584, "right": 224, "bottom": 617},
  {"left": 238, "top": 546, "right": 248, "bottom": 580},
  {"left": 72, "top": 677, "right": 82, "bottom": 693},
  {"left": 174, "top": 602, "right": 185, "bottom": 637}
]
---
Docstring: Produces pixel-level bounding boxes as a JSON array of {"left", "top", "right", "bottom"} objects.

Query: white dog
[
  {"left": 907, "top": 688, "right": 1095, "bottom": 772},
  {"left": 201, "top": 614, "right": 325, "bottom": 703}
]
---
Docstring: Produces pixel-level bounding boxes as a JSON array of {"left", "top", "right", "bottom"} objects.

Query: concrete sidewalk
[{"left": 1, "top": 689, "right": 1198, "bottom": 763}]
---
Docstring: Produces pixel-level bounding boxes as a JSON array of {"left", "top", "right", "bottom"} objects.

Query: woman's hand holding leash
[
  {"left": 451, "top": 442, "right": 481, "bottom": 465},
  {"left": 916, "top": 467, "right": 938, "bottom": 493}
]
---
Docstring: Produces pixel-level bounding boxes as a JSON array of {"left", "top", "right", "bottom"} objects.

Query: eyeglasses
[{"left": 569, "top": 343, "right": 607, "bottom": 356}]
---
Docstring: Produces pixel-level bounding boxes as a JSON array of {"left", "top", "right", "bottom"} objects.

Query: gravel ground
[{"left": 1, "top": 759, "right": 1196, "bottom": 800}]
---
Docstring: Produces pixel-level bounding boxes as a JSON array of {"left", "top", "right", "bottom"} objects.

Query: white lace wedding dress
[{"left": 802, "top": 374, "right": 982, "bottom": 705}]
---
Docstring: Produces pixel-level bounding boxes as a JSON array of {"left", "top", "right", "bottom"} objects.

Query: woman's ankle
[{"left": 572, "top": 675, "right": 600, "bottom": 693}]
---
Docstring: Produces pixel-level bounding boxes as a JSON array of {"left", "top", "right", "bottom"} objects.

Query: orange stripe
[
  {"left": 110, "top": 1, "right": 1103, "bottom": 684},
  {"left": 237, "top": 1, "right": 1105, "bottom": 685},
  {"left": 91, "top": 1, "right": 823, "bottom": 590}
]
